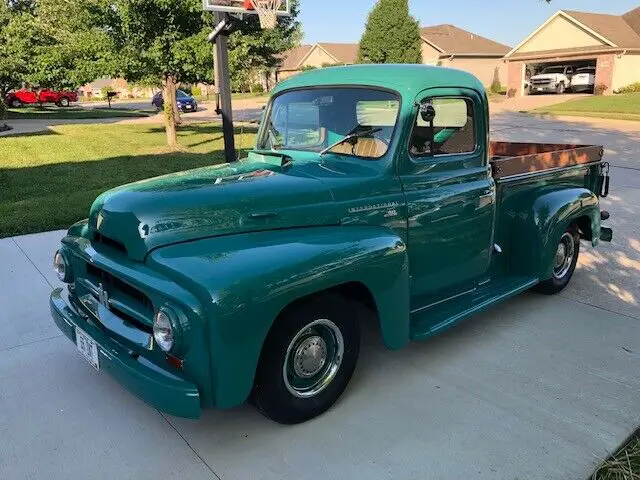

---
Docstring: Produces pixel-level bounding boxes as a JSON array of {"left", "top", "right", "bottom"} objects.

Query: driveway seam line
[
  {"left": 0, "top": 333, "right": 64, "bottom": 354},
  {"left": 559, "top": 294, "right": 640, "bottom": 321},
  {"left": 159, "top": 411, "right": 222, "bottom": 480},
  {"left": 11, "top": 237, "right": 54, "bottom": 289}
]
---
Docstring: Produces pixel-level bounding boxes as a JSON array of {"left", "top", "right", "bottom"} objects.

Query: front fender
[
  {"left": 147, "top": 226, "right": 409, "bottom": 408},
  {"left": 510, "top": 187, "right": 600, "bottom": 279}
]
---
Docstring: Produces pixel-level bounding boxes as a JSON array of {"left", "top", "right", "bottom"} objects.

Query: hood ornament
[{"left": 96, "top": 211, "right": 104, "bottom": 230}]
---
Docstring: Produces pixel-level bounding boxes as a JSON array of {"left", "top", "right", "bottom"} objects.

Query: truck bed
[{"left": 490, "top": 142, "right": 604, "bottom": 180}]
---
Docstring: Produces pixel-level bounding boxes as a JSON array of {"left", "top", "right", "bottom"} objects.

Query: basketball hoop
[{"left": 246, "top": 0, "right": 282, "bottom": 29}]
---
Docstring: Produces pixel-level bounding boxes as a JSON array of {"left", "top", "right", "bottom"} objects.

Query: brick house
[{"left": 505, "top": 7, "right": 640, "bottom": 96}]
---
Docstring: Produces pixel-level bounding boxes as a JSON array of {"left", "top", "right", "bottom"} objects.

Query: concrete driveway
[{"left": 1, "top": 114, "right": 639, "bottom": 479}]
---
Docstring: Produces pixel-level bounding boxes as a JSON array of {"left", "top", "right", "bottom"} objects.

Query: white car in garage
[{"left": 570, "top": 66, "right": 596, "bottom": 93}]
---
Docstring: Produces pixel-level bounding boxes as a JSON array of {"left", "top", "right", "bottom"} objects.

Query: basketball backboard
[{"left": 203, "top": 0, "right": 290, "bottom": 16}]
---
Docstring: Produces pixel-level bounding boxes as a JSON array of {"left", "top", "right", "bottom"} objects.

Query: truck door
[{"left": 399, "top": 87, "right": 495, "bottom": 304}]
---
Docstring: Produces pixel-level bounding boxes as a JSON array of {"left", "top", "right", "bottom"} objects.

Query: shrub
[
  {"left": 490, "top": 67, "right": 502, "bottom": 94},
  {"left": 191, "top": 86, "right": 202, "bottom": 97},
  {"left": 249, "top": 83, "right": 265, "bottom": 94},
  {"left": 615, "top": 82, "right": 640, "bottom": 94},
  {"left": 301, "top": 65, "right": 317, "bottom": 71},
  {"left": 594, "top": 84, "right": 608, "bottom": 95},
  {"left": 507, "top": 88, "right": 517, "bottom": 98}
]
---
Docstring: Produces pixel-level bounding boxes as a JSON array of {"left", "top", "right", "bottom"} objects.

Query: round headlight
[
  {"left": 53, "top": 250, "right": 71, "bottom": 283},
  {"left": 153, "top": 308, "right": 175, "bottom": 352}
]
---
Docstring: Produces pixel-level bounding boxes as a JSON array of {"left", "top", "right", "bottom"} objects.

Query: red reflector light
[{"left": 166, "top": 354, "right": 183, "bottom": 370}]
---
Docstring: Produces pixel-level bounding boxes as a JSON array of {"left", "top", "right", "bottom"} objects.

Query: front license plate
[
  {"left": 536, "top": 87, "right": 543, "bottom": 91},
  {"left": 76, "top": 327, "right": 100, "bottom": 370}
]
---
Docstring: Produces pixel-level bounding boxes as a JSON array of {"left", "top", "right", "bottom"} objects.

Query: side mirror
[{"left": 420, "top": 103, "right": 436, "bottom": 123}]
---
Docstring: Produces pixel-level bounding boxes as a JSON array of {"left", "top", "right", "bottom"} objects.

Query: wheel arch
[{"left": 508, "top": 187, "right": 600, "bottom": 279}]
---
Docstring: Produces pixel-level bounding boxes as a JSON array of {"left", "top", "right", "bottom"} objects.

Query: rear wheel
[
  {"left": 534, "top": 226, "right": 580, "bottom": 295},
  {"left": 10, "top": 98, "right": 21, "bottom": 108},
  {"left": 252, "top": 293, "right": 360, "bottom": 424},
  {"left": 58, "top": 97, "right": 70, "bottom": 107}
]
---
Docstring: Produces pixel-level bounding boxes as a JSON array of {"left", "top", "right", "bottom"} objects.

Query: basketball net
[{"left": 248, "top": 0, "right": 282, "bottom": 29}]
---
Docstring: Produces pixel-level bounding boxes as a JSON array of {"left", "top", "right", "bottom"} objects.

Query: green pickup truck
[{"left": 50, "top": 65, "right": 612, "bottom": 424}]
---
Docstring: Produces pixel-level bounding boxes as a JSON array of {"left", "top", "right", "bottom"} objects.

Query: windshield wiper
[{"left": 319, "top": 127, "right": 383, "bottom": 156}]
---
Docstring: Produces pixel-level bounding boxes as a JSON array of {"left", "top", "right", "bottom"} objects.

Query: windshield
[
  {"left": 177, "top": 90, "right": 190, "bottom": 98},
  {"left": 577, "top": 67, "right": 595, "bottom": 73},
  {"left": 541, "top": 67, "right": 566, "bottom": 74},
  {"left": 257, "top": 87, "right": 400, "bottom": 159}
]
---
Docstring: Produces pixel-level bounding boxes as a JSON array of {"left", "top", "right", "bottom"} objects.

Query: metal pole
[{"left": 214, "top": 12, "right": 237, "bottom": 163}]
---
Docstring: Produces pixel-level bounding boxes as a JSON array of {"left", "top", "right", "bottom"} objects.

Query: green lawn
[
  {"left": 0, "top": 123, "right": 257, "bottom": 238},
  {"left": 533, "top": 93, "right": 640, "bottom": 121},
  {"left": 7, "top": 106, "right": 153, "bottom": 120}
]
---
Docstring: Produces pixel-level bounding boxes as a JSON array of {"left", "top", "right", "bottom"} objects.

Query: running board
[{"left": 410, "top": 276, "right": 539, "bottom": 341}]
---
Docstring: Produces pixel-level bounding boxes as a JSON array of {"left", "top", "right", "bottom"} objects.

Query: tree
[
  {"left": 0, "top": 0, "right": 113, "bottom": 97},
  {"left": 105, "top": 0, "right": 213, "bottom": 147},
  {"left": 357, "top": 0, "right": 422, "bottom": 64}
]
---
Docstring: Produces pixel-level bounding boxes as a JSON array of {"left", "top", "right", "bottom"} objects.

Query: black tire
[
  {"left": 11, "top": 98, "right": 21, "bottom": 108},
  {"left": 59, "top": 97, "right": 70, "bottom": 107},
  {"left": 556, "top": 82, "right": 565, "bottom": 94},
  {"left": 534, "top": 226, "right": 580, "bottom": 295},
  {"left": 252, "top": 292, "right": 360, "bottom": 424}
]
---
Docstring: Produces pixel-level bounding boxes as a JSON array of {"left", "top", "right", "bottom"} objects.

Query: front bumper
[
  {"left": 50, "top": 288, "right": 201, "bottom": 418},
  {"left": 529, "top": 84, "right": 556, "bottom": 93}
]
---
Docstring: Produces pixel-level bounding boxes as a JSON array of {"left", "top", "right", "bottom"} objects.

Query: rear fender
[
  {"left": 147, "top": 226, "right": 410, "bottom": 408},
  {"left": 509, "top": 187, "right": 600, "bottom": 279}
]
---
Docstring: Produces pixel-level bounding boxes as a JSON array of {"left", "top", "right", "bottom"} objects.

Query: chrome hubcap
[
  {"left": 553, "top": 232, "right": 575, "bottom": 279},
  {"left": 293, "top": 335, "right": 327, "bottom": 378},
  {"left": 283, "top": 319, "right": 344, "bottom": 399}
]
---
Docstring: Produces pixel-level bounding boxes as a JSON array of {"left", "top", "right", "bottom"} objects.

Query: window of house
[{"left": 409, "top": 97, "right": 476, "bottom": 157}]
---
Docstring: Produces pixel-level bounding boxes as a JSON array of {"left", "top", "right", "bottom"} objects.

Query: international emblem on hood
[{"left": 96, "top": 211, "right": 104, "bottom": 230}]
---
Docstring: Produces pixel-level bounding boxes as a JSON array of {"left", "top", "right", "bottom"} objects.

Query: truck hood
[{"left": 87, "top": 158, "right": 337, "bottom": 261}]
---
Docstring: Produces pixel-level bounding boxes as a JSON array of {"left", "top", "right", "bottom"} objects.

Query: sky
[{"left": 298, "top": 0, "right": 640, "bottom": 47}]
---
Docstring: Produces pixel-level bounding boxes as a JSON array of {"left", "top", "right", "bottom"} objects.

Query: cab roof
[{"left": 272, "top": 64, "right": 486, "bottom": 98}]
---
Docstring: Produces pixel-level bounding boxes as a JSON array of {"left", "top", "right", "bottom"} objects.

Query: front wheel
[
  {"left": 58, "top": 97, "right": 70, "bottom": 107},
  {"left": 534, "top": 227, "right": 580, "bottom": 295},
  {"left": 252, "top": 293, "right": 360, "bottom": 424},
  {"left": 556, "top": 82, "right": 565, "bottom": 94}
]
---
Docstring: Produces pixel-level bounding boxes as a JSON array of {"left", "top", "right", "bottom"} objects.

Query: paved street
[
  {"left": 0, "top": 113, "right": 639, "bottom": 479},
  {"left": 0, "top": 98, "right": 267, "bottom": 137}
]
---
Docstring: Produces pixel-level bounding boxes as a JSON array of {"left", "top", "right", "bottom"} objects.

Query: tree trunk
[{"left": 163, "top": 76, "right": 179, "bottom": 148}]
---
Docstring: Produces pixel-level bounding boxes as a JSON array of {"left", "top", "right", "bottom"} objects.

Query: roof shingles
[{"left": 420, "top": 24, "right": 511, "bottom": 56}]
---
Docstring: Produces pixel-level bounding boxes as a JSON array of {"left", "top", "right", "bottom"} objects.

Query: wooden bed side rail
[{"left": 490, "top": 142, "right": 604, "bottom": 179}]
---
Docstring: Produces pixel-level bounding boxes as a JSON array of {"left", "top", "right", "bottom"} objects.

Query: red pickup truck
[{"left": 4, "top": 88, "right": 78, "bottom": 108}]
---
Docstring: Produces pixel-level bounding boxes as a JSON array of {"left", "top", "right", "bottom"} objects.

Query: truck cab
[{"left": 50, "top": 65, "right": 612, "bottom": 425}]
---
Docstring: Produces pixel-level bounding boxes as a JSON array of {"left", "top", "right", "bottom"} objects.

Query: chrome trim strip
[
  {"left": 495, "top": 160, "right": 601, "bottom": 182},
  {"left": 411, "top": 288, "right": 477, "bottom": 314}
]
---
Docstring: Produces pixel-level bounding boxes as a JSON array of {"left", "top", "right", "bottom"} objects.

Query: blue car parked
[{"left": 152, "top": 89, "right": 198, "bottom": 113}]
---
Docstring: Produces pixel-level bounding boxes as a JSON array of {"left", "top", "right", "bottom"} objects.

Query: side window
[{"left": 409, "top": 97, "right": 476, "bottom": 157}]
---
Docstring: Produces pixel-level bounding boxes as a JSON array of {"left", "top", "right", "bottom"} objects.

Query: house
[
  {"left": 79, "top": 78, "right": 158, "bottom": 100},
  {"left": 275, "top": 43, "right": 359, "bottom": 81},
  {"left": 505, "top": 7, "right": 640, "bottom": 96},
  {"left": 420, "top": 24, "right": 511, "bottom": 87}
]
